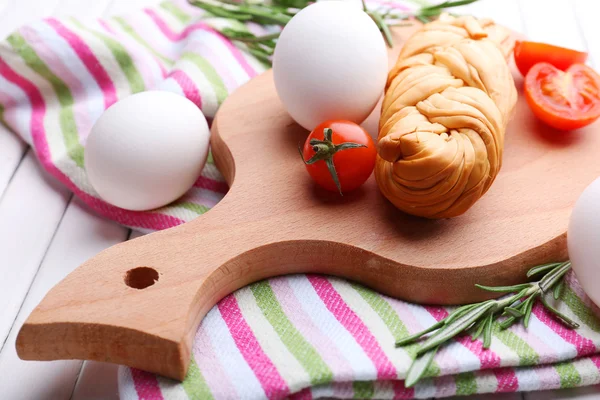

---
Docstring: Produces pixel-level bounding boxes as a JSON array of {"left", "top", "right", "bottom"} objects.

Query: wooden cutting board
[{"left": 16, "top": 25, "right": 600, "bottom": 381}]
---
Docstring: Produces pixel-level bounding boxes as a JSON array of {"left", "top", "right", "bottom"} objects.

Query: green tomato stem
[{"left": 299, "top": 127, "right": 366, "bottom": 195}]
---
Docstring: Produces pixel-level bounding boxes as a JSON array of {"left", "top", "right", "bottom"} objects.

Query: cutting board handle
[
  {"left": 15, "top": 202, "right": 271, "bottom": 380},
  {"left": 15, "top": 199, "right": 397, "bottom": 380}
]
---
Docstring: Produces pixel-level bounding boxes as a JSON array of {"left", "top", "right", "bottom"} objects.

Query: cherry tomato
[
  {"left": 301, "top": 120, "right": 376, "bottom": 194},
  {"left": 514, "top": 41, "right": 588, "bottom": 76},
  {"left": 524, "top": 62, "right": 600, "bottom": 131}
]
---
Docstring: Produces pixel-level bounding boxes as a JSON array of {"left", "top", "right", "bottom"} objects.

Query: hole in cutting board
[{"left": 125, "top": 267, "right": 159, "bottom": 289}]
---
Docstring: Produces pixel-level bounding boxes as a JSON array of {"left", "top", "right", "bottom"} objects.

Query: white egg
[
  {"left": 273, "top": 0, "right": 388, "bottom": 131},
  {"left": 84, "top": 91, "right": 210, "bottom": 211},
  {"left": 568, "top": 177, "right": 600, "bottom": 305}
]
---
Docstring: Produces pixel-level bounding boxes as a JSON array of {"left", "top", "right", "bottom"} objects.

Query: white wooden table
[{"left": 0, "top": 0, "right": 599, "bottom": 399}]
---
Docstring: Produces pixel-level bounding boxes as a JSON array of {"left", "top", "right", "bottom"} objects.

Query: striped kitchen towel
[
  {"left": 119, "top": 271, "right": 600, "bottom": 399},
  {"left": 2, "top": 0, "right": 600, "bottom": 399},
  {"left": 0, "top": 0, "right": 266, "bottom": 232}
]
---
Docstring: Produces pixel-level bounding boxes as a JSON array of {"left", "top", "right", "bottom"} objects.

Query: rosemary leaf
[
  {"left": 539, "top": 262, "right": 571, "bottom": 293},
  {"left": 445, "top": 303, "right": 479, "bottom": 325},
  {"left": 499, "top": 316, "right": 516, "bottom": 330},
  {"left": 554, "top": 280, "right": 565, "bottom": 300},
  {"left": 395, "top": 320, "right": 444, "bottom": 347},
  {"left": 247, "top": 47, "right": 275, "bottom": 66},
  {"left": 420, "top": 0, "right": 480, "bottom": 12},
  {"left": 272, "top": 0, "right": 310, "bottom": 8},
  {"left": 190, "top": 0, "right": 293, "bottom": 25},
  {"left": 416, "top": 14, "right": 429, "bottom": 23},
  {"left": 369, "top": 9, "right": 394, "bottom": 47},
  {"left": 527, "top": 262, "right": 562, "bottom": 278},
  {"left": 416, "top": 301, "right": 495, "bottom": 355},
  {"left": 190, "top": 0, "right": 251, "bottom": 19},
  {"left": 482, "top": 313, "right": 494, "bottom": 348},
  {"left": 190, "top": 0, "right": 484, "bottom": 65},
  {"left": 221, "top": 29, "right": 280, "bottom": 43},
  {"left": 503, "top": 287, "right": 531, "bottom": 308},
  {"left": 504, "top": 306, "right": 524, "bottom": 318},
  {"left": 523, "top": 294, "right": 538, "bottom": 328},
  {"left": 474, "top": 283, "right": 531, "bottom": 293},
  {"left": 405, "top": 347, "right": 438, "bottom": 388},
  {"left": 540, "top": 294, "right": 580, "bottom": 329},
  {"left": 388, "top": 22, "right": 415, "bottom": 28},
  {"left": 415, "top": 0, "right": 479, "bottom": 22},
  {"left": 470, "top": 318, "right": 486, "bottom": 341}
]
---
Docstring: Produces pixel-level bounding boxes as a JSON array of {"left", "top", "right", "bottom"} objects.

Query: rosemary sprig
[
  {"left": 189, "top": 0, "right": 481, "bottom": 64},
  {"left": 399, "top": 261, "right": 578, "bottom": 388}
]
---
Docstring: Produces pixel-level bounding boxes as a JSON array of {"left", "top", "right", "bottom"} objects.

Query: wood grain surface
[{"left": 15, "top": 23, "right": 600, "bottom": 382}]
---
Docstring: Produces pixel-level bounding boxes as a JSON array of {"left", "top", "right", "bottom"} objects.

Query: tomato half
[
  {"left": 524, "top": 62, "right": 600, "bottom": 131},
  {"left": 514, "top": 41, "right": 588, "bottom": 76},
  {"left": 301, "top": 120, "right": 376, "bottom": 194}
]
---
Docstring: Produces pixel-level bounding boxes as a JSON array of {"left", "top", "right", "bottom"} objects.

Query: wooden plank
[
  {"left": 71, "top": 362, "right": 120, "bottom": 400},
  {"left": 0, "top": 0, "right": 61, "bottom": 37},
  {"left": 0, "top": 151, "right": 71, "bottom": 345},
  {"left": 129, "top": 229, "right": 146, "bottom": 240},
  {"left": 0, "top": 0, "right": 121, "bottom": 398},
  {"left": 0, "top": 198, "right": 127, "bottom": 399},
  {"left": 526, "top": 385, "right": 600, "bottom": 400},
  {"left": 0, "top": 0, "right": 63, "bottom": 210},
  {"left": 0, "top": 0, "right": 116, "bottom": 350},
  {"left": 53, "top": 0, "right": 115, "bottom": 17},
  {"left": 446, "top": 394, "right": 524, "bottom": 400},
  {"left": 0, "top": 126, "right": 26, "bottom": 201},
  {"left": 453, "top": 0, "right": 524, "bottom": 34},
  {"left": 518, "top": 1, "right": 600, "bottom": 399},
  {"left": 573, "top": 0, "right": 600, "bottom": 67},
  {"left": 518, "top": 0, "right": 585, "bottom": 51}
]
